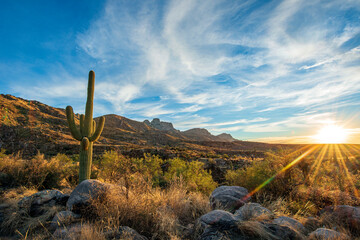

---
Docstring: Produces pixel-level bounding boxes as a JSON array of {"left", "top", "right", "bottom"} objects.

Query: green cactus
[{"left": 66, "top": 70, "right": 105, "bottom": 182}]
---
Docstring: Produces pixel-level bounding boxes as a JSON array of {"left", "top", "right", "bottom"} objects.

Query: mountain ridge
[
  {"left": 143, "top": 118, "right": 237, "bottom": 142},
  {"left": 0, "top": 94, "right": 286, "bottom": 157}
]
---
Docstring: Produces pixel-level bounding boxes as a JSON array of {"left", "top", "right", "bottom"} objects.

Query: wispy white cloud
[{"left": 9, "top": 0, "right": 360, "bottom": 143}]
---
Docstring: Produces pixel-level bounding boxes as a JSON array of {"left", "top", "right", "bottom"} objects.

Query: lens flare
[
  {"left": 242, "top": 145, "right": 318, "bottom": 201},
  {"left": 313, "top": 125, "right": 348, "bottom": 144}
]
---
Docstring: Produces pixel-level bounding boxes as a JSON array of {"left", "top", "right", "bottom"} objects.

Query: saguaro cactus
[{"left": 66, "top": 70, "right": 105, "bottom": 182}]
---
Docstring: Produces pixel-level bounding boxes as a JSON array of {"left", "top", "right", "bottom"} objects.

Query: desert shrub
[
  {"left": 0, "top": 152, "right": 77, "bottom": 189},
  {"left": 98, "top": 152, "right": 217, "bottom": 194},
  {"left": 98, "top": 150, "right": 132, "bottom": 182},
  {"left": 225, "top": 159, "right": 275, "bottom": 192},
  {"left": 132, "top": 153, "right": 164, "bottom": 187},
  {"left": 165, "top": 158, "right": 217, "bottom": 195},
  {"left": 98, "top": 151, "right": 165, "bottom": 191},
  {"left": 227, "top": 146, "right": 360, "bottom": 216},
  {"left": 226, "top": 148, "right": 323, "bottom": 197}
]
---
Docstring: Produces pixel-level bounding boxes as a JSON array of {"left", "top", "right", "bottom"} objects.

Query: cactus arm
[
  {"left": 84, "top": 71, "right": 95, "bottom": 136},
  {"left": 65, "top": 106, "right": 82, "bottom": 141},
  {"left": 80, "top": 114, "right": 85, "bottom": 135},
  {"left": 89, "top": 116, "right": 105, "bottom": 142},
  {"left": 81, "top": 137, "right": 90, "bottom": 150},
  {"left": 92, "top": 120, "right": 96, "bottom": 134}
]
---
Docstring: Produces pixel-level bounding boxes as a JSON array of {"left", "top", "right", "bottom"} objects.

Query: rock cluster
[
  {"left": 13, "top": 180, "right": 148, "bottom": 240},
  {"left": 197, "top": 186, "right": 352, "bottom": 240},
  {"left": 6, "top": 182, "right": 357, "bottom": 240}
]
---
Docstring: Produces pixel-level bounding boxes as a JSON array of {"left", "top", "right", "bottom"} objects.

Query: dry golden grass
[
  {"left": 88, "top": 178, "right": 210, "bottom": 240},
  {"left": 1, "top": 201, "right": 64, "bottom": 238}
]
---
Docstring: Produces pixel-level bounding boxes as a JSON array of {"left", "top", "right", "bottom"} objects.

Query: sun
[{"left": 313, "top": 125, "right": 348, "bottom": 144}]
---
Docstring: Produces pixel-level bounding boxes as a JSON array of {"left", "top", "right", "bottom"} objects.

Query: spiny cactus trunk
[
  {"left": 66, "top": 70, "right": 105, "bottom": 183},
  {"left": 79, "top": 142, "right": 93, "bottom": 182}
]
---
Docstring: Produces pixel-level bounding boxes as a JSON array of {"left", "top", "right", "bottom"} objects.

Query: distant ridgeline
[
  {"left": 143, "top": 118, "right": 237, "bottom": 142},
  {"left": 0, "top": 94, "right": 280, "bottom": 157}
]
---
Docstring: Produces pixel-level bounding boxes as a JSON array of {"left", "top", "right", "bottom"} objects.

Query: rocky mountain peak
[
  {"left": 216, "top": 133, "right": 236, "bottom": 142},
  {"left": 144, "top": 118, "right": 177, "bottom": 132},
  {"left": 183, "top": 128, "right": 212, "bottom": 136}
]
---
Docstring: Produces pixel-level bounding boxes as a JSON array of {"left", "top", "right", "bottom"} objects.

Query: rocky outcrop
[
  {"left": 209, "top": 186, "right": 250, "bottom": 212},
  {"left": 144, "top": 118, "right": 178, "bottom": 132},
  {"left": 18, "top": 189, "right": 69, "bottom": 217}
]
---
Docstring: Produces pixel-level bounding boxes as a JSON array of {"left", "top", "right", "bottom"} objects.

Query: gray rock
[
  {"left": 234, "top": 203, "right": 273, "bottom": 221},
  {"left": 199, "top": 210, "right": 237, "bottom": 229},
  {"left": 50, "top": 211, "right": 81, "bottom": 231},
  {"left": 273, "top": 216, "right": 306, "bottom": 233},
  {"left": 18, "top": 189, "right": 66, "bottom": 207},
  {"left": 200, "top": 222, "right": 304, "bottom": 240},
  {"left": 209, "top": 186, "right": 250, "bottom": 212},
  {"left": 308, "top": 228, "right": 349, "bottom": 240},
  {"left": 104, "top": 226, "right": 148, "bottom": 240},
  {"left": 264, "top": 223, "right": 304, "bottom": 240},
  {"left": 304, "top": 217, "right": 322, "bottom": 233},
  {"left": 66, "top": 179, "right": 112, "bottom": 213},
  {"left": 319, "top": 205, "right": 360, "bottom": 232},
  {"left": 18, "top": 189, "right": 69, "bottom": 217}
]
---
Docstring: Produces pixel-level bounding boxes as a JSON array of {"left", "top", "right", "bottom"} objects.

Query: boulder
[
  {"left": 209, "top": 186, "right": 250, "bottom": 212},
  {"left": 18, "top": 189, "right": 69, "bottom": 217},
  {"left": 199, "top": 210, "right": 237, "bottom": 229},
  {"left": 303, "top": 217, "right": 322, "bottom": 233},
  {"left": 200, "top": 226, "right": 245, "bottom": 240},
  {"left": 273, "top": 216, "right": 306, "bottom": 233},
  {"left": 0, "top": 203, "right": 10, "bottom": 225},
  {"left": 308, "top": 228, "right": 349, "bottom": 240},
  {"left": 50, "top": 211, "right": 81, "bottom": 231},
  {"left": 66, "top": 179, "right": 112, "bottom": 214},
  {"left": 319, "top": 205, "right": 360, "bottom": 232},
  {"left": 264, "top": 223, "right": 304, "bottom": 240},
  {"left": 234, "top": 203, "right": 273, "bottom": 221},
  {"left": 104, "top": 226, "right": 148, "bottom": 240},
  {"left": 200, "top": 222, "right": 303, "bottom": 240}
]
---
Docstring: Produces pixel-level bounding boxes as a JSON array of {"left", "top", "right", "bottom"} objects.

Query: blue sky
[{"left": 1, "top": 0, "right": 360, "bottom": 143}]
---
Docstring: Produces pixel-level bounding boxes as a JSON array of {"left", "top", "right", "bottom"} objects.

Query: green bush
[
  {"left": 165, "top": 158, "right": 217, "bottom": 194},
  {"left": 225, "top": 159, "right": 275, "bottom": 192},
  {"left": 98, "top": 151, "right": 165, "bottom": 188},
  {"left": 133, "top": 153, "right": 164, "bottom": 187}
]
